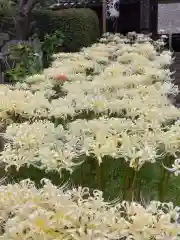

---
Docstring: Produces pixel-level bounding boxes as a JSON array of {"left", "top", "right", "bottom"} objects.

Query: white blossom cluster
[
  {"left": 0, "top": 178, "right": 179, "bottom": 239},
  {"left": 0, "top": 120, "right": 82, "bottom": 173},
  {"left": 0, "top": 85, "right": 51, "bottom": 122},
  {"left": 3, "top": 116, "right": 180, "bottom": 172},
  {"left": 1, "top": 33, "right": 180, "bottom": 174}
]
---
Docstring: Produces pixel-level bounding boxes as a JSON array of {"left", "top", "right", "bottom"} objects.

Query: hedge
[{"left": 32, "top": 8, "right": 100, "bottom": 52}]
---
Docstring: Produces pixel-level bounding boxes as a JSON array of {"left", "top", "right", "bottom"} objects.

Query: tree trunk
[
  {"left": 15, "top": 15, "right": 30, "bottom": 40},
  {"left": 15, "top": 0, "right": 37, "bottom": 40}
]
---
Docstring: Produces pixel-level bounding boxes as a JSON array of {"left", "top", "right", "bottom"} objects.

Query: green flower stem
[
  {"left": 123, "top": 167, "right": 140, "bottom": 201},
  {"left": 159, "top": 157, "right": 173, "bottom": 201},
  {"left": 96, "top": 163, "right": 105, "bottom": 191}
]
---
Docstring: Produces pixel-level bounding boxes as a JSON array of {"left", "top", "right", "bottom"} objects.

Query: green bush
[{"left": 33, "top": 8, "right": 100, "bottom": 52}]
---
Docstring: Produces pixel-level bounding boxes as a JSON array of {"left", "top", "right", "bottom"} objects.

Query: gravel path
[
  {"left": 158, "top": 3, "right": 180, "bottom": 105},
  {"left": 158, "top": 3, "right": 180, "bottom": 33}
]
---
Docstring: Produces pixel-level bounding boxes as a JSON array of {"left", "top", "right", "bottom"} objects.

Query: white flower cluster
[
  {"left": 4, "top": 116, "right": 180, "bottom": 172},
  {"left": 0, "top": 178, "right": 179, "bottom": 240},
  {"left": 49, "top": 44, "right": 176, "bottom": 121},
  {"left": 0, "top": 121, "right": 82, "bottom": 173},
  {"left": 1, "top": 33, "right": 180, "bottom": 174},
  {"left": 0, "top": 85, "right": 51, "bottom": 122}
]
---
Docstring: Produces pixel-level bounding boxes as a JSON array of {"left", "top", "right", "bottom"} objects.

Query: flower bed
[
  {"left": 1, "top": 33, "right": 180, "bottom": 173},
  {"left": 0, "top": 32, "right": 180, "bottom": 239},
  {"left": 0, "top": 179, "right": 179, "bottom": 239}
]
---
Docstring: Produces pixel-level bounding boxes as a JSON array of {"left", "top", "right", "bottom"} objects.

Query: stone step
[
  {"left": 174, "top": 62, "right": 180, "bottom": 65},
  {"left": 171, "top": 52, "right": 180, "bottom": 86},
  {"left": 174, "top": 71, "right": 180, "bottom": 75},
  {"left": 172, "top": 66, "right": 180, "bottom": 69},
  {"left": 174, "top": 78, "right": 180, "bottom": 82},
  {"left": 174, "top": 76, "right": 180, "bottom": 81},
  {"left": 172, "top": 64, "right": 180, "bottom": 68},
  {"left": 174, "top": 78, "right": 180, "bottom": 83},
  {"left": 171, "top": 68, "right": 179, "bottom": 71}
]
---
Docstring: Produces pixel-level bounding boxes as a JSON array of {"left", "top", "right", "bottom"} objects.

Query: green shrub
[
  {"left": 5, "top": 41, "right": 42, "bottom": 82},
  {"left": 41, "top": 30, "right": 64, "bottom": 67},
  {"left": 32, "top": 8, "right": 100, "bottom": 52}
]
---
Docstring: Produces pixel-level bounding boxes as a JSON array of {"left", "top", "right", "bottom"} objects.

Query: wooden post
[
  {"left": 102, "top": 0, "right": 107, "bottom": 33},
  {"left": 150, "top": 0, "right": 158, "bottom": 37},
  {"left": 140, "top": 0, "right": 150, "bottom": 33}
]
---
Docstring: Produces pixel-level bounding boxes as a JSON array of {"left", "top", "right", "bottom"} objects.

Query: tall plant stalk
[
  {"left": 123, "top": 166, "right": 141, "bottom": 201},
  {"left": 159, "top": 157, "right": 173, "bottom": 201},
  {"left": 96, "top": 162, "right": 105, "bottom": 192}
]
